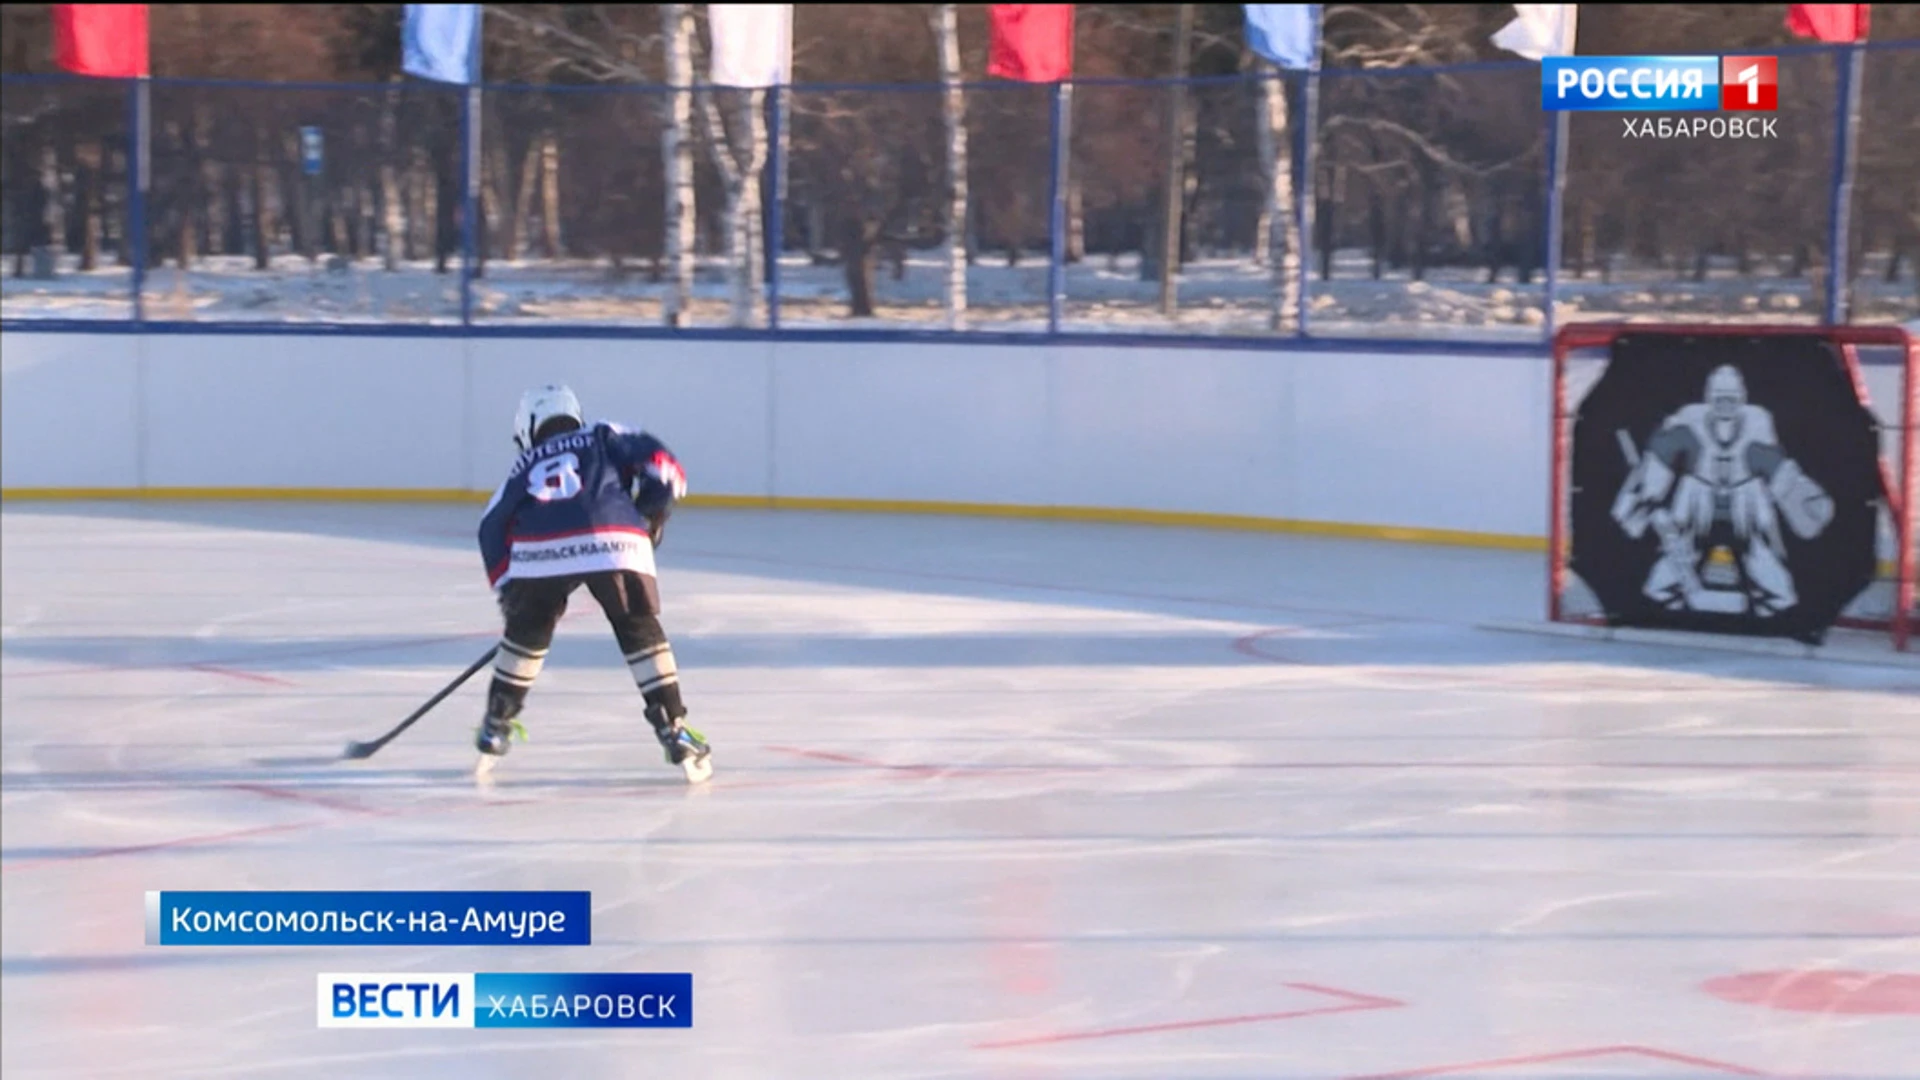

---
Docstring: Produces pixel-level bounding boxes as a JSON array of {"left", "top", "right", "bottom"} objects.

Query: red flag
[
  {"left": 988, "top": 5, "right": 1074, "bottom": 83},
  {"left": 53, "top": 4, "right": 149, "bottom": 77},
  {"left": 1786, "top": 4, "right": 1869, "bottom": 43}
]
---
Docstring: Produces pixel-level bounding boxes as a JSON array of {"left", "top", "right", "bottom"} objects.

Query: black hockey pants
[{"left": 487, "top": 571, "right": 685, "bottom": 722}]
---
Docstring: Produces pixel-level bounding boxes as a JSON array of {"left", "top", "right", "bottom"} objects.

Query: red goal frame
[{"left": 1548, "top": 322, "right": 1917, "bottom": 652}]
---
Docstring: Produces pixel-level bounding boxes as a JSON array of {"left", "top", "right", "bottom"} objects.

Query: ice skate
[
  {"left": 648, "top": 705, "right": 712, "bottom": 784},
  {"left": 474, "top": 696, "right": 527, "bottom": 777}
]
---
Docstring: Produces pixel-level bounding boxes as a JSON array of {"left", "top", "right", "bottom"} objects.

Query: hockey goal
[{"left": 1549, "top": 322, "right": 1916, "bottom": 652}]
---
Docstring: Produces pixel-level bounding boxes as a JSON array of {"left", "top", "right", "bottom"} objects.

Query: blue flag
[
  {"left": 403, "top": 4, "right": 481, "bottom": 84},
  {"left": 1244, "top": 4, "right": 1319, "bottom": 70}
]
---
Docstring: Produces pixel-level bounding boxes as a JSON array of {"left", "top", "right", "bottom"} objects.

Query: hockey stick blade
[{"left": 342, "top": 646, "right": 498, "bottom": 761}]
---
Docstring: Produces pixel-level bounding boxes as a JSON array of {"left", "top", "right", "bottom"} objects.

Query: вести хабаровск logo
[{"left": 316, "top": 972, "right": 692, "bottom": 1029}]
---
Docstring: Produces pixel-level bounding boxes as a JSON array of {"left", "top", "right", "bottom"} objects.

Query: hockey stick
[
  {"left": 1616, "top": 429, "right": 1709, "bottom": 604},
  {"left": 341, "top": 646, "right": 498, "bottom": 761}
]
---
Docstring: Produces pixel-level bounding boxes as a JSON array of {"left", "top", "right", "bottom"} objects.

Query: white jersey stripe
[{"left": 501, "top": 527, "right": 656, "bottom": 584}]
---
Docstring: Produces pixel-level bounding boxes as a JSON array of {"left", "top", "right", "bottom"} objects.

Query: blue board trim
[{"left": 0, "top": 318, "right": 1556, "bottom": 358}]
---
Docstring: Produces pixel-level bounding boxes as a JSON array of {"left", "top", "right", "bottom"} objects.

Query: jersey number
[{"left": 528, "top": 453, "right": 583, "bottom": 502}]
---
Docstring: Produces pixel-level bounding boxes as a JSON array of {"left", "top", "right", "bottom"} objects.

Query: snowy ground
[
  {"left": 4, "top": 249, "right": 1915, "bottom": 337},
  {"left": 3, "top": 503, "right": 1917, "bottom": 1079}
]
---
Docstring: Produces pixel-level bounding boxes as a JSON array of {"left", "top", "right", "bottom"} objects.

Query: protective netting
[
  {"left": 1559, "top": 52, "right": 1840, "bottom": 330},
  {"left": 1310, "top": 63, "right": 1546, "bottom": 339},
  {"left": 0, "top": 77, "right": 133, "bottom": 318},
  {"left": 4, "top": 46, "right": 1915, "bottom": 332},
  {"left": 136, "top": 81, "right": 466, "bottom": 322},
  {"left": 1848, "top": 47, "right": 1920, "bottom": 327}
]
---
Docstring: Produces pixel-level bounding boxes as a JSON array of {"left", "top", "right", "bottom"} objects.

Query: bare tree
[
  {"left": 538, "top": 132, "right": 562, "bottom": 257},
  {"left": 933, "top": 4, "right": 967, "bottom": 328}
]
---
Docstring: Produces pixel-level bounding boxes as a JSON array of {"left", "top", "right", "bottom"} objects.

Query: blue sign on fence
[{"left": 300, "top": 126, "right": 324, "bottom": 176}]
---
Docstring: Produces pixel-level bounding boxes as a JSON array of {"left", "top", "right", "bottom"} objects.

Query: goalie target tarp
[{"left": 1569, "top": 332, "right": 1883, "bottom": 644}]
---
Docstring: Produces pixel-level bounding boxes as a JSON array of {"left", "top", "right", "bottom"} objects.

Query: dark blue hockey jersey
[{"left": 478, "top": 422, "right": 686, "bottom": 588}]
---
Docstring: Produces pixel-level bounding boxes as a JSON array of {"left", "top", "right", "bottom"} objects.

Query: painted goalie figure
[{"left": 1610, "top": 364, "right": 1836, "bottom": 617}]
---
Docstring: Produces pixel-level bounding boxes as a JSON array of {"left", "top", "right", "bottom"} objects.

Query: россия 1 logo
[
  {"left": 1719, "top": 56, "right": 1778, "bottom": 111},
  {"left": 1541, "top": 56, "right": 1779, "bottom": 112}
]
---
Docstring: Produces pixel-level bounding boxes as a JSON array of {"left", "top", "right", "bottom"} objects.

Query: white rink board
[
  {"left": 1049, "top": 346, "right": 1297, "bottom": 518},
  {"left": 142, "top": 335, "right": 468, "bottom": 490},
  {"left": 0, "top": 331, "right": 1556, "bottom": 539},
  {"left": 0, "top": 332, "right": 142, "bottom": 488},
  {"left": 1286, "top": 348, "right": 1548, "bottom": 536},
  {"left": 774, "top": 341, "right": 1055, "bottom": 507},
  {"left": 1, "top": 331, "right": 1909, "bottom": 549}
]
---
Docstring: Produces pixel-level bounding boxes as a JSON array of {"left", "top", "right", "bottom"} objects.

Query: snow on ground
[{"left": 5, "top": 249, "right": 1915, "bottom": 338}]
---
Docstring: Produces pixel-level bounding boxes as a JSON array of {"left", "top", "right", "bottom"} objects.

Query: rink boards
[{"left": 0, "top": 329, "right": 1907, "bottom": 551}]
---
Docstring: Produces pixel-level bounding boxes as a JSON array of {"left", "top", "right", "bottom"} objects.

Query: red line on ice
[
  {"left": 222, "top": 783, "right": 385, "bottom": 816},
  {"left": 188, "top": 663, "right": 297, "bottom": 687},
  {"left": 1231, "top": 625, "right": 1322, "bottom": 664},
  {"left": 1285, "top": 982, "right": 1408, "bottom": 1008},
  {"left": 974, "top": 981, "right": 1405, "bottom": 1050},
  {"left": 1703, "top": 969, "right": 1920, "bottom": 1015},
  {"left": 0, "top": 767, "right": 873, "bottom": 874},
  {"left": 0, "top": 821, "right": 317, "bottom": 872},
  {"left": 1345, "top": 1044, "right": 1769, "bottom": 1079},
  {"left": 4, "top": 631, "right": 493, "bottom": 681},
  {"left": 764, "top": 745, "right": 1907, "bottom": 776},
  {"left": 0, "top": 784, "right": 394, "bottom": 872},
  {"left": 766, "top": 745, "right": 945, "bottom": 777}
]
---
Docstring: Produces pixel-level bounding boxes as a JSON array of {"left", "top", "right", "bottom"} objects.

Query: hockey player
[{"left": 474, "top": 385, "right": 711, "bottom": 782}]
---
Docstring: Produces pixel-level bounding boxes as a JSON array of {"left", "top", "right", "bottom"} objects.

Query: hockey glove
[
  {"left": 1768, "top": 459, "right": 1834, "bottom": 540},
  {"left": 632, "top": 495, "right": 671, "bottom": 550}
]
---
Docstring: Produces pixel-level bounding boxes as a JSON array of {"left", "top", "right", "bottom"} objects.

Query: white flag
[
  {"left": 1491, "top": 4, "right": 1578, "bottom": 61},
  {"left": 707, "top": 4, "right": 793, "bottom": 87}
]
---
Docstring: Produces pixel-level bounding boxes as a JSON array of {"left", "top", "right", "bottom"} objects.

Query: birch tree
[
  {"left": 662, "top": 4, "right": 695, "bottom": 326},
  {"left": 933, "top": 4, "right": 967, "bottom": 328},
  {"left": 1256, "top": 64, "right": 1300, "bottom": 333},
  {"left": 696, "top": 82, "right": 767, "bottom": 327},
  {"left": 692, "top": 5, "right": 772, "bottom": 330}
]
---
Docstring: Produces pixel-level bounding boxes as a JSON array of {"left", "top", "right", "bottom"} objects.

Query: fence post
[
  {"left": 767, "top": 85, "right": 784, "bottom": 331},
  {"left": 1543, "top": 110, "right": 1570, "bottom": 341},
  {"left": 460, "top": 85, "right": 479, "bottom": 326},
  {"left": 1824, "top": 43, "right": 1865, "bottom": 326},
  {"left": 1048, "top": 80, "right": 1070, "bottom": 334},
  {"left": 1295, "top": 11, "right": 1322, "bottom": 338},
  {"left": 128, "top": 76, "right": 150, "bottom": 322},
  {"left": 1159, "top": 3, "right": 1193, "bottom": 317}
]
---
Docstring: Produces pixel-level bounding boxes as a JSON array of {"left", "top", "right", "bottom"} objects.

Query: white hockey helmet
[
  {"left": 513, "top": 384, "right": 583, "bottom": 451},
  {"left": 1705, "top": 364, "right": 1747, "bottom": 417}
]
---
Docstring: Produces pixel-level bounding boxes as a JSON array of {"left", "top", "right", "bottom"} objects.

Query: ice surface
[{"left": 2, "top": 503, "right": 1917, "bottom": 1079}]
